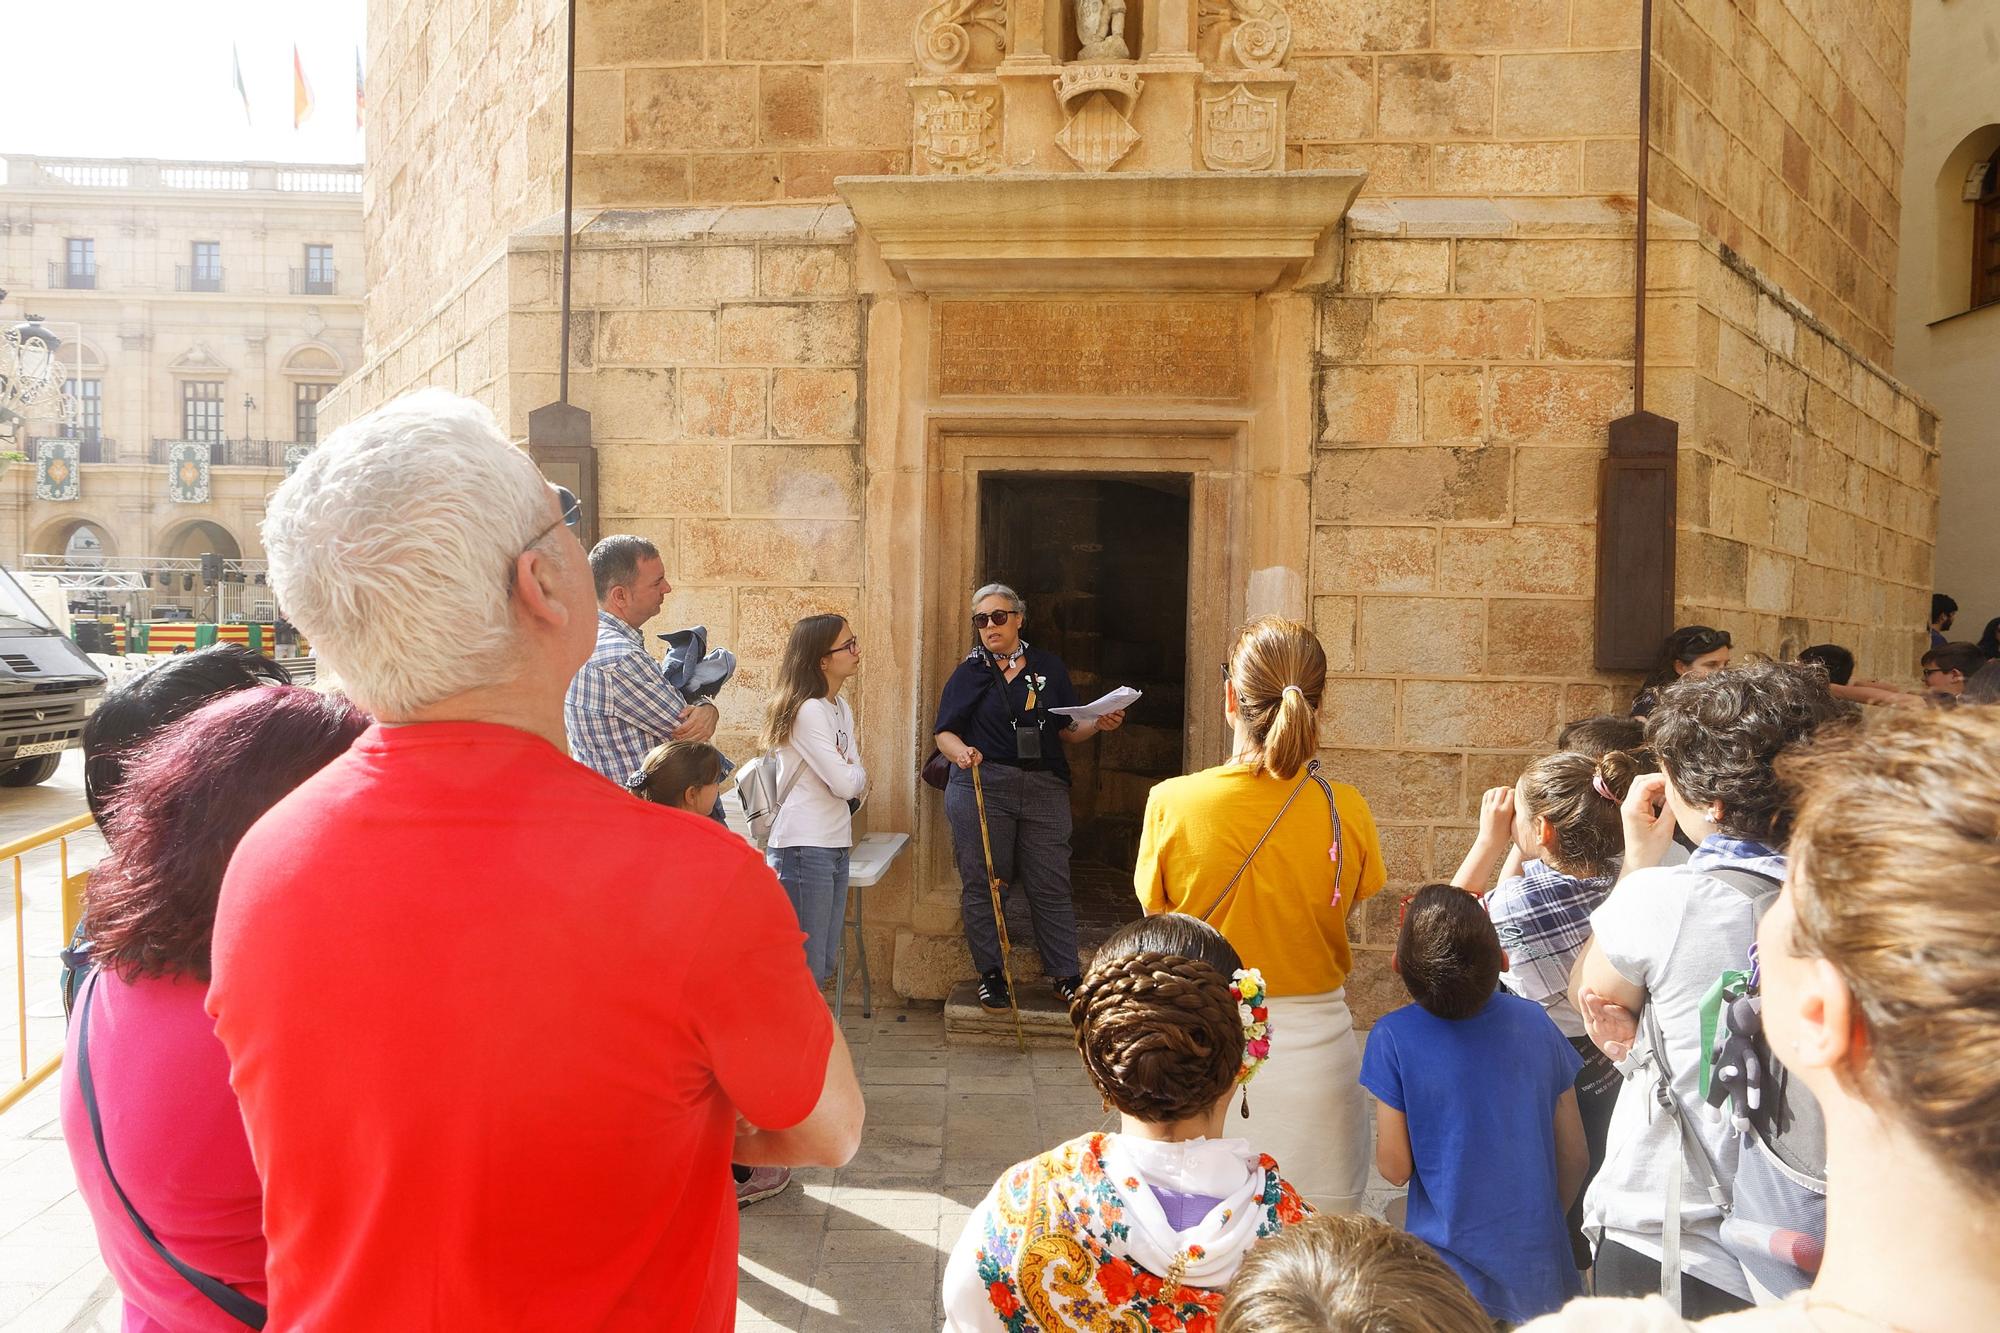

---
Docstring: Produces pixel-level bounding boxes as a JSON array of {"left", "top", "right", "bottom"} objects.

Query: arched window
[{"left": 1974, "top": 145, "right": 2000, "bottom": 310}]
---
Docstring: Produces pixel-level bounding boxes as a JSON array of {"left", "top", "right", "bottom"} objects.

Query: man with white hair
[{"left": 205, "top": 389, "right": 862, "bottom": 1330}]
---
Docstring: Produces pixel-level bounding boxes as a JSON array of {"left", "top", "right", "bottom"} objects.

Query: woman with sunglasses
[
  {"left": 758, "top": 614, "right": 869, "bottom": 990},
  {"left": 1630, "top": 626, "right": 1733, "bottom": 718},
  {"left": 934, "top": 583, "right": 1125, "bottom": 1011}
]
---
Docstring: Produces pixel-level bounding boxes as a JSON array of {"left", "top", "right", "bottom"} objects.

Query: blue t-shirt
[{"left": 1359, "top": 993, "right": 1584, "bottom": 1323}]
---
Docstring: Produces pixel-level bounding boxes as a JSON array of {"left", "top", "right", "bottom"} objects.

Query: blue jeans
[{"left": 766, "top": 845, "right": 851, "bottom": 982}]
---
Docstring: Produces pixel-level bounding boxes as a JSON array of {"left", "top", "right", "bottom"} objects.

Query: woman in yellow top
[{"left": 1134, "top": 615, "right": 1386, "bottom": 1213}]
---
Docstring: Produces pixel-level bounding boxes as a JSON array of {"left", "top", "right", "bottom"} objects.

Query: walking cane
[{"left": 969, "top": 762, "right": 1028, "bottom": 1054}]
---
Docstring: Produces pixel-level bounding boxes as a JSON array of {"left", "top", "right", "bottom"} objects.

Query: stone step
[{"left": 943, "top": 978, "right": 1080, "bottom": 1047}]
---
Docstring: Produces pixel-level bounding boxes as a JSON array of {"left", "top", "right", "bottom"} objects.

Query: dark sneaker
[
  {"left": 736, "top": 1166, "right": 791, "bottom": 1207},
  {"left": 977, "top": 969, "right": 1012, "bottom": 1011},
  {"left": 1052, "top": 975, "right": 1083, "bottom": 1007}
]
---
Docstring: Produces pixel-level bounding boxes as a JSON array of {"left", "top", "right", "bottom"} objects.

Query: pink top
[{"left": 60, "top": 971, "right": 267, "bottom": 1332}]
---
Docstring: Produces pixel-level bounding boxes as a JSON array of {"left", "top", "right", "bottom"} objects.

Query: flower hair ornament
[{"left": 1231, "top": 967, "right": 1272, "bottom": 1117}]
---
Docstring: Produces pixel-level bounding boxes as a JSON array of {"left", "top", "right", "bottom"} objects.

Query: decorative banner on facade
[
  {"left": 168, "top": 442, "right": 211, "bottom": 504},
  {"left": 284, "top": 444, "right": 312, "bottom": 477},
  {"left": 35, "top": 439, "right": 79, "bottom": 502}
]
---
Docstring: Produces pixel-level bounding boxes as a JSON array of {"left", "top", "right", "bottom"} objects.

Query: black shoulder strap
[{"left": 75, "top": 971, "right": 270, "bottom": 1329}]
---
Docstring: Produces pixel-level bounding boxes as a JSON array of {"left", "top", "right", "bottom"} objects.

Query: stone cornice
[{"left": 835, "top": 170, "right": 1365, "bottom": 293}]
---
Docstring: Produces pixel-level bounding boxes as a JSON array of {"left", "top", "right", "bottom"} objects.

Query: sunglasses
[
  {"left": 508, "top": 487, "right": 583, "bottom": 587},
  {"left": 971, "top": 610, "right": 1016, "bottom": 629}
]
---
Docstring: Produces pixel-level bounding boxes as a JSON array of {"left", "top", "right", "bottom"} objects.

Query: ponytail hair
[
  {"left": 1228, "top": 616, "right": 1327, "bottom": 781},
  {"left": 1517, "top": 747, "right": 1659, "bottom": 879}
]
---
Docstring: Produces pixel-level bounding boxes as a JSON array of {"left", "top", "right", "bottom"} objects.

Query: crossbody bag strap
[
  {"left": 75, "top": 971, "right": 269, "bottom": 1330},
  {"left": 1199, "top": 763, "right": 1317, "bottom": 923}
]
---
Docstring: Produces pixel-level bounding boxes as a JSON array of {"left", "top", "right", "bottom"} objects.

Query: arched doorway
[
  {"left": 160, "top": 520, "right": 243, "bottom": 562},
  {"left": 62, "top": 524, "right": 108, "bottom": 567}
]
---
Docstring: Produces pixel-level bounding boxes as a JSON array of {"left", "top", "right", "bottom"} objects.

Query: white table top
[{"left": 848, "top": 831, "right": 911, "bottom": 887}]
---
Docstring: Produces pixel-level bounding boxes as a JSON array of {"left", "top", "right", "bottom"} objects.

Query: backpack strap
[
  {"left": 1642, "top": 990, "right": 1733, "bottom": 1316},
  {"left": 1197, "top": 761, "right": 1344, "bottom": 923},
  {"left": 75, "top": 971, "right": 269, "bottom": 1330}
]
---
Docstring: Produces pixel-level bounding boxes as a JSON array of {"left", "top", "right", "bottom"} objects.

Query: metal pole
[
  {"left": 557, "top": 0, "right": 577, "bottom": 406},
  {"left": 1634, "top": 0, "right": 1654, "bottom": 414}
]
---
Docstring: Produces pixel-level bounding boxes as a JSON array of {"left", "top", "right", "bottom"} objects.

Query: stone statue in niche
[{"left": 1075, "top": 0, "right": 1132, "bottom": 61}]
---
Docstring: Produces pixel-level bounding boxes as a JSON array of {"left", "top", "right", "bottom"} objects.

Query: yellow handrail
[{"left": 1, "top": 813, "right": 100, "bottom": 1117}]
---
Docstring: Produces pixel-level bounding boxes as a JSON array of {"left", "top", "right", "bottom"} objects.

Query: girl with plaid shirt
[{"left": 1452, "top": 746, "right": 1658, "bottom": 1270}]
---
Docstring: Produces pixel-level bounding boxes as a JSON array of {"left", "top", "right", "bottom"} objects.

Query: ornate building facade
[
  {"left": 326, "top": 0, "right": 1937, "bottom": 1015},
  {"left": 0, "top": 155, "right": 363, "bottom": 580}
]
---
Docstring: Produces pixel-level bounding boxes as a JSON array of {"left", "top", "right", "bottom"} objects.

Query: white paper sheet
[{"left": 1049, "top": 685, "right": 1141, "bottom": 721}]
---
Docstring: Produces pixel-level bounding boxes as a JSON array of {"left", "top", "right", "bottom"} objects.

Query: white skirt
[{"left": 1241, "top": 989, "right": 1369, "bottom": 1214}]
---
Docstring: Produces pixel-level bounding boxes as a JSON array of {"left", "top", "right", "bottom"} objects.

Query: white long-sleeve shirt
[{"left": 768, "top": 696, "right": 866, "bottom": 850}]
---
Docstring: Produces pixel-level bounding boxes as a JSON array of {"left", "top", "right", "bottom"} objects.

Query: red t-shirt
[{"left": 208, "top": 722, "right": 834, "bottom": 1331}]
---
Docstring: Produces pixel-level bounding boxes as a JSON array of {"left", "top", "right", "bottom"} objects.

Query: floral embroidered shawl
[{"left": 942, "top": 1132, "right": 1313, "bottom": 1332}]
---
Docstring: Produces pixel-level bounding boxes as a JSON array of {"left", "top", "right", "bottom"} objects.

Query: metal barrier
[{"left": 0, "top": 814, "right": 97, "bottom": 1116}]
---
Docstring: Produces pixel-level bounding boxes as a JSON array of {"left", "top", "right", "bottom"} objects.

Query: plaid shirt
[
  {"left": 563, "top": 611, "right": 690, "bottom": 786},
  {"left": 1485, "top": 859, "right": 1615, "bottom": 1012}
]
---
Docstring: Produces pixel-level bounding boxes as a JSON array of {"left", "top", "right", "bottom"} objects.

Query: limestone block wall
[
  {"left": 568, "top": 0, "right": 914, "bottom": 208},
  {"left": 1307, "top": 194, "right": 1664, "bottom": 1018},
  {"left": 1670, "top": 238, "right": 1939, "bottom": 681},
  {"left": 1645, "top": 0, "right": 1911, "bottom": 364},
  {"left": 1287, "top": 0, "right": 1640, "bottom": 199},
  {"left": 361, "top": 0, "right": 566, "bottom": 351},
  {"left": 508, "top": 207, "right": 868, "bottom": 757}
]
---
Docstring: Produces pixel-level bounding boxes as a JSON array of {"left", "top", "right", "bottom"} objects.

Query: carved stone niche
[{"left": 909, "top": 0, "right": 1297, "bottom": 176}]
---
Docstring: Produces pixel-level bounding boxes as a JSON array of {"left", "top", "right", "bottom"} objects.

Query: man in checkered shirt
[{"left": 563, "top": 535, "right": 719, "bottom": 789}]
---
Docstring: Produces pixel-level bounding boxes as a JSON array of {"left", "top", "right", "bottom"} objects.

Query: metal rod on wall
[
  {"left": 1633, "top": 0, "right": 1654, "bottom": 413},
  {"left": 557, "top": 0, "right": 577, "bottom": 405}
]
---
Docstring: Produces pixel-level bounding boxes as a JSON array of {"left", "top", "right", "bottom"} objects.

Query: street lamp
[
  {"left": 0, "top": 302, "right": 72, "bottom": 444},
  {"left": 242, "top": 393, "right": 257, "bottom": 443}
]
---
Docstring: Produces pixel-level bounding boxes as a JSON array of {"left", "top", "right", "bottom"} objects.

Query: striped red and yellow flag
[{"left": 293, "top": 44, "right": 315, "bottom": 129}]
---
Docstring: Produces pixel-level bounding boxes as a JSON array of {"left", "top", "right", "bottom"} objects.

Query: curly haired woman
[{"left": 942, "top": 914, "right": 1312, "bottom": 1332}]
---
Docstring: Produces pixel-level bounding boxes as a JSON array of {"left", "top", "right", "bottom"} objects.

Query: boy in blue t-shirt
[{"left": 1360, "top": 883, "right": 1589, "bottom": 1324}]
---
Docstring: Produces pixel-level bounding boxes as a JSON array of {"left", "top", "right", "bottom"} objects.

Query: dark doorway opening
[{"left": 979, "top": 473, "right": 1191, "bottom": 940}]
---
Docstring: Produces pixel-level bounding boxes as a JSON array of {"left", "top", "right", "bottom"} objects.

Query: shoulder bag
[
  {"left": 74, "top": 970, "right": 269, "bottom": 1329},
  {"left": 1196, "top": 760, "right": 1345, "bottom": 923}
]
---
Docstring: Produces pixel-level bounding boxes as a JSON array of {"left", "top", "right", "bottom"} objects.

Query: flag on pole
[
  {"left": 355, "top": 47, "right": 365, "bottom": 131},
  {"left": 293, "top": 45, "right": 315, "bottom": 129},
  {"left": 232, "top": 43, "right": 252, "bottom": 126}
]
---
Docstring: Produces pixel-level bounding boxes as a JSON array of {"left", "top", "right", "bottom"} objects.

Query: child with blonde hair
[{"left": 1218, "top": 1214, "right": 1494, "bottom": 1333}]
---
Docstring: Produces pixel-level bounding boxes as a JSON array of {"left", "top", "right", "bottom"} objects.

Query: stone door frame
[
  {"left": 854, "top": 287, "right": 1317, "bottom": 993},
  {"left": 911, "top": 419, "right": 1252, "bottom": 930}
]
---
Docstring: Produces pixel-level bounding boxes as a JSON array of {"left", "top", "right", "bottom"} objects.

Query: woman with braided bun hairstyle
[
  {"left": 1133, "top": 616, "right": 1387, "bottom": 1213},
  {"left": 942, "top": 914, "right": 1313, "bottom": 1333}
]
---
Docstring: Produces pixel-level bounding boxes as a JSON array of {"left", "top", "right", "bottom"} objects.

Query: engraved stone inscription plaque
[{"left": 934, "top": 299, "right": 1252, "bottom": 398}]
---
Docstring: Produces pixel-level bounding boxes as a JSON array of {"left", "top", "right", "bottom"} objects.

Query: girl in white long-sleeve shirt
[{"left": 759, "top": 614, "right": 867, "bottom": 983}]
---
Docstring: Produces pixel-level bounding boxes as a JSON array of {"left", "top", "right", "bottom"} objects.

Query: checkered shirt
[
  {"left": 1485, "top": 859, "right": 1615, "bottom": 1010},
  {"left": 563, "top": 611, "right": 691, "bottom": 786}
]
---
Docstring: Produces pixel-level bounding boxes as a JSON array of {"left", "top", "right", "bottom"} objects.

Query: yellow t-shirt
[{"left": 1133, "top": 762, "right": 1385, "bottom": 998}]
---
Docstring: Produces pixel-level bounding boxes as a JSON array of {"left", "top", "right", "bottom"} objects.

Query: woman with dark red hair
[{"left": 61, "top": 686, "right": 368, "bottom": 1331}]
